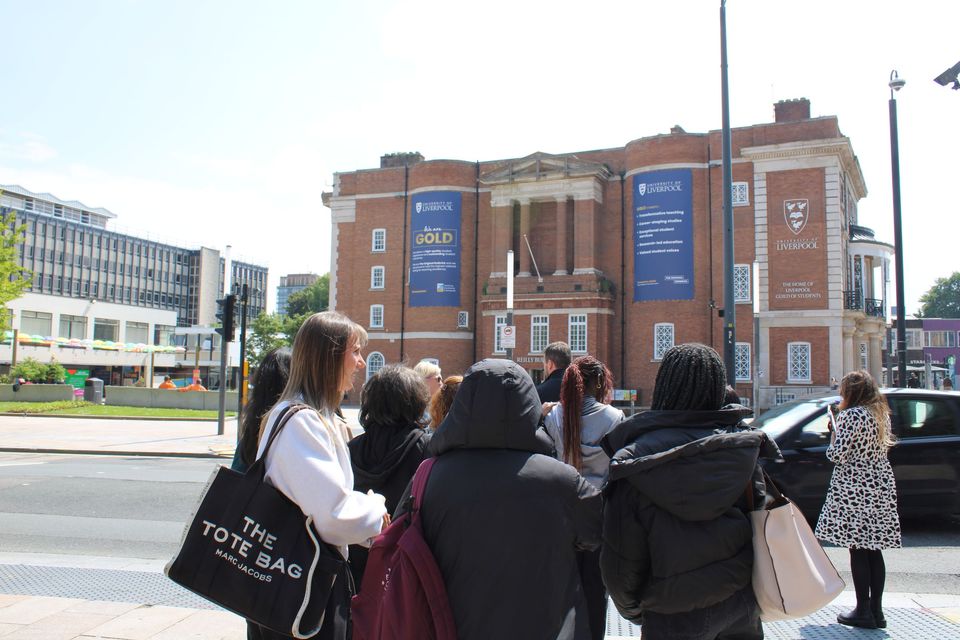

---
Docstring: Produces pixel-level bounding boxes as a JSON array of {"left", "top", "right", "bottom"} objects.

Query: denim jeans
[{"left": 641, "top": 587, "right": 763, "bottom": 640}]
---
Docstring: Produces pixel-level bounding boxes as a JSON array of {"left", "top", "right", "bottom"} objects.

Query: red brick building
[{"left": 322, "top": 99, "right": 892, "bottom": 410}]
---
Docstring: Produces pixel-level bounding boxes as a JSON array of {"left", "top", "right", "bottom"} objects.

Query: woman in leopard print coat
[{"left": 815, "top": 370, "right": 900, "bottom": 630}]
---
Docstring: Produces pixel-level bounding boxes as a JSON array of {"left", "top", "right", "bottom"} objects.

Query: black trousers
[
  {"left": 577, "top": 547, "right": 608, "bottom": 640},
  {"left": 642, "top": 587, "right": 763, "bottom": 640}
]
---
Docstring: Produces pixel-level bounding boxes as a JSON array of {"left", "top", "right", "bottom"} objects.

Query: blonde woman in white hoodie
[{"left": 250, "top": 311, "right": 388, "bottom": 640}]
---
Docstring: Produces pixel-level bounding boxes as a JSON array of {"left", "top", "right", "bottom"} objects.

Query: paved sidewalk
[{"left": 2, "top": 413, "right": 960, "bottom": 638}]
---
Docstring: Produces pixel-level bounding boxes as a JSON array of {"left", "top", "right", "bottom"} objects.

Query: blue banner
[
  {"left": 633, "top": 169, "right": 694, "bottom": 302},
  {"left": 410, "top": 191, "right": 461, "bottom": 307}
]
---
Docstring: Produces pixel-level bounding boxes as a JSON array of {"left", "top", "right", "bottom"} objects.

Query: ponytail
[{"left": 559, "top": 356, "right": 614, "bottom": 471}]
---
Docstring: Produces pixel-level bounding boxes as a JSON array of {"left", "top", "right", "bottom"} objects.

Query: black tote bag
[{"left": 166, "top": 404, "right": 352, "bottom": 639}]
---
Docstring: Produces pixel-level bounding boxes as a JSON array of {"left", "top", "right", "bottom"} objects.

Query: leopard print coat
[{"left": 815, "top": 405, "right": 901, "bottom": 550}]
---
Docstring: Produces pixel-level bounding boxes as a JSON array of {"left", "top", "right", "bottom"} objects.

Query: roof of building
[{"left": 1, "top": 184, "right": 117, "bottom": 219}]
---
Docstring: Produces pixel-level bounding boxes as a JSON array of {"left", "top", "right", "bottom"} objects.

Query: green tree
[
  {"left": 1, "top": 205, "right": 31, "bottom": 332},
  {"left": 919, "top": 272, "right": 960, "bottom": 318},
  {"left": 247, "top": 312, "right": 289, "bottom": 367},
  {"left": 285, "top": 274, "right": 330, "bottom": 317}
]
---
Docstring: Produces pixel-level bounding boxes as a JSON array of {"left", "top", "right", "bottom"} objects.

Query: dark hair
[
  {"left": 239, "top": 347, "right": 292, "bottom": 466},
  {"left": 559, "top": 356, "right": 613, "bottom": 471},
  {"left": 359, "top": 364, "right": 430, "bottom": 430},
  {"left": 430, "top": 375, "right": 463, "bottom": 429},
  {"left": 723, "top": 385, "right": 741, "bottom": 406},
  {"left": 651, "top": 343, "right": 726, "bottom": 411},
  {"left": 544, "top": 342, "right": 572, "bottom": 370}
]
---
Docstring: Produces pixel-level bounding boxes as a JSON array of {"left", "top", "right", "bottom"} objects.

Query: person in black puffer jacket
[
  {"left": 420, "top": 359, "right": 602, "bottom": 640},
  {"left": 348, "top": 364, "right": 432, "bottom": 586},
  {"left": 601, "top": 343, "right": 779, "bottom": 640}
]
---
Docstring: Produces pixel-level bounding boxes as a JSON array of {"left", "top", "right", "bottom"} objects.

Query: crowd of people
[{"left": 233, "top": 310, "right": 902, "bottom": 640}]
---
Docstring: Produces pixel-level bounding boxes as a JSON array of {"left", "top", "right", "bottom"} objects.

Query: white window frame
[
  {"left": 653, "top": 323, "right": 675, "bottom": 361},
  {"left": 568, "top": 314, "right": 587, "bottom": 353},
  {"left": 494, "top": 315, "right": 506, "bottom": 354},
  {"left": 370, "top": 265, "right": 385, "bottom": 290},
  {"left": 369, "top": 304, "right": 384, "bottom": 329},
  {"left": 734, "top": 264, "right": 751, "bottom": 303},
  {"left": 366, "top": 352, "right": 385, "bottom": 381},
  {"left": 859, "top": 342, "right": 868, "bottom": 370},
  {"left": 531, "top": 315, "right": 549, "bottom": 353},
  {"left": 787, "top": 342, "right": 812, "bottom": 383},
  {"left": 735, "top": 342, "right": 751, "bottom": 382},
  {"left": 372, "top": 228, "right": 386, "bottom": 253},
  {"left": 731, "top": 181, "right": 749, "bottom": 207}
]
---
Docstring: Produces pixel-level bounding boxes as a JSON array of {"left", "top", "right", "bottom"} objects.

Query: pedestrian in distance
[
  {"left": 542, "top": 355, "right": 624, "bottom": 640},
  {"left": 815, "top": 370, "right": 901, "bottom": 630},
  {"left": 601, "top": 343, "right": 774, "bottom": 640},
  {"left": 348, "top": 364, "right": 432, "bottom": 587},
  {"left": 536, "top": 341, "right": 572, "bottom": 402},
  {"left": 416, "top": 359, "right": 602, "bottom": 640},
  {"left": 943, "top": 377, "right": 954, "bottom": 391},
  {"left": 230, "top": 347, "right": 291, "bottom": 474},
  {"left": 414, "top": 360, "right": 443, "bottom": 424},
  {"left": 428, "top": 374, "right": 462, "bottom": 431},
  {"left": 250, "top": 311, "right": 388, "bottom": 640},
  {"left": 158, "top": 375, "right": 176, "bottom": 389},
  {"left": 178, "top": 378, "right": 207, "bottom": 392}
]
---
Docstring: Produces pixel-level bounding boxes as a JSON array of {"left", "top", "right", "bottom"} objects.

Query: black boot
[{"left": 837, "top": 608, "right": 877, "bottom": 629}]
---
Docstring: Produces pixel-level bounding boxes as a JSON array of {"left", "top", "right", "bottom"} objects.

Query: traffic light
[{"left": 216, "top": 294, "right": 236, "bottom": 341}]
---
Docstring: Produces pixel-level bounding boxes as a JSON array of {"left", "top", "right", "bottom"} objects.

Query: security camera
[{"left": 934, "top": 60, "right": 960, "bottom": 90}]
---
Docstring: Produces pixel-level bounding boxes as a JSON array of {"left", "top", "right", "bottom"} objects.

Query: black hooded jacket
[
  {"left": 421, "top": 359, "right": 602, "bottom": 640},
  {"left": 599, "top": 408, "right": 778, "bottom": 622},
  {"left": 348, "top": 424, "right": 430, "bottom": 586},
  {"left": 536, "top": 366, "right": 567, "bottom": 402}
]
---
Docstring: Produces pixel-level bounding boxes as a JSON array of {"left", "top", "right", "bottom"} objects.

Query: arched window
[{"left": 366, "top": 352, "right": 385, "bottom": 381}]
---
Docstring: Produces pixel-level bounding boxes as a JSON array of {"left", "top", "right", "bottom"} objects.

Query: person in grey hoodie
[{"left": 543, "top": 355, "right": 625, "bottom": 640}]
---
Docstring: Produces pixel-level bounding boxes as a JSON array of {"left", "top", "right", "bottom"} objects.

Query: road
[{"left": 0, "top": 451, "right": 958, "bottom": 596}]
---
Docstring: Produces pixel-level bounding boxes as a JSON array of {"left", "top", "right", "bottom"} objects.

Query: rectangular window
[
  {"left": 731, "top": 181, "right": 749, "bottom": 207},
  {"left": 371, "top": 266, "right": 385, "bottom": 289},
  {"left": 93, "top": 318, "right": 119, "bottom": 342},
  {"left": 154, "top": 324, "right": 175, "bottom": 346},
  {"left": 906, "top": 329, "right": 923, "bottom": 350},
  {"left": 369, "top": 304, "right": 384, "bottom": 329},
  {"left": 372, "top": 228, "right": 386, "bottom": 252},
  {"left": 125, "top": 321, "right": 149, "bottom": 344},
  {"left": 787, "top": 342, "right": 812, "bottom": 383},
  {"left": 59, "top": 314, "right": 87, "bottom": 339},
  {"left": 531, "top": 315, "right": 549, "bottom": 353},
  {"left": 924, "top": 330, "right": 958, "bottom": 348},
  {"left": 569, "top": 314, "right": 587, "bottom": 353},
  {"left": 859, "top": 342, "right": 868, "bottom": 370},
  {"left": 20, "top": 310, "right": 52, "bottom": 336},
  {"left": 734, "top": 264, "right": 751, "bottom": 303},
  {"left": 735, "top": 342, "right": 751, "bottom": 382},
  {"left": 494, "top": 315, "right": 507, "bottom": 354},
  {"left": 654, "top": 323, "right": 675, "bottom": 360}
]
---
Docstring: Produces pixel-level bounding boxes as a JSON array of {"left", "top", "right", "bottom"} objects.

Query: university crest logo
[
  {"left": 783, "top": 199, "right": 809, "bottom": 235},
  {"left": 638, "top": 183, "right": 647, "bottom": 197},
  {"left": 415, "top": 202, "right": 422, "bottom": 214}
]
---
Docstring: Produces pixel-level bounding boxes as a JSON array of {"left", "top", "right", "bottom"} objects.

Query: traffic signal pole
[{"left": 215, "top": 294, "right": 236, "bottom": 436}]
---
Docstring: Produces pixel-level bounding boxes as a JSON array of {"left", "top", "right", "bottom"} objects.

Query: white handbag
[{"left": 749, "top": 473, "right": 845, "bottom": 622}]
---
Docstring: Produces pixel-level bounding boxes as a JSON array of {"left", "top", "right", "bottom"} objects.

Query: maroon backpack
[{"left": 351, "top": 458, "right": 457, "bottom": 640}]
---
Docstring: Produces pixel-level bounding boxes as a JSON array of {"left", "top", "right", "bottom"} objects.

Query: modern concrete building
[
  {"left": 1, "top": 185, "right": 268, "bottom": 387},
  {"left": 276, "top": 273, "right": 320, "bottom": 315},
  {"left": 323, "top": 99, "right": 894, "bottom": 410}
]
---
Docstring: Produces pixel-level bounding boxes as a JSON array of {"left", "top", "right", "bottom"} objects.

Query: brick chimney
[
  {"left": 380, "top": 152, "right": 424, "bottom": 168},
  {"left": 774, "top": 98, "right": 811, "bottom": 123}
]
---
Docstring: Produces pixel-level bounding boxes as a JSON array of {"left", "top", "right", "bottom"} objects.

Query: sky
[{"left": 1, "top": 0, "right": 957, "bottom": 315}]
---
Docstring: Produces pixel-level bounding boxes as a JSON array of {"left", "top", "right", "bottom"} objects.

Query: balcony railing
[{"left": 843, "top": 290, "right": 885, "bottom": 318}]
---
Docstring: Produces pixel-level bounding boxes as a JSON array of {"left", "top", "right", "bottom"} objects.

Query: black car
[{"left": 754, "top": 389, "right": 960, "bottom": 520}]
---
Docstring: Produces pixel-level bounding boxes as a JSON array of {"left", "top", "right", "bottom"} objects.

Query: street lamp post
[
  {"left": 720, "top": 0, "right": 737, "bottom": 385},
  {"left": 237, "top": 283, "right": 249, "bottom": 417},
  {"left": 506, "top": 250, "right": 514, "bottom": 362},
  {"left": 888, "top": 70, "right": 907, "bottom": 387}
]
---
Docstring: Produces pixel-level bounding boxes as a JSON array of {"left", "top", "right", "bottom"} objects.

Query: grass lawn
[{"left": 0, "top": 400, "right": 235, "bottom": 419}]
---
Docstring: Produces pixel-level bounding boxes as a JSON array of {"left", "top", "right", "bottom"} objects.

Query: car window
[
  {"left": 795, "top": 411, "right": 832, "bottom": 447},
  {"left": 755, "top": 397, "right": 833, "bottom": 440},
  {"left": 888, "top": 398, "right": 960, "bottom": 439}
]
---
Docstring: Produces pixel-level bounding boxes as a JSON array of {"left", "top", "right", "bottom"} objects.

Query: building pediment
[{"left": 480, "top": 152, "right": 611, "bottom": 185}]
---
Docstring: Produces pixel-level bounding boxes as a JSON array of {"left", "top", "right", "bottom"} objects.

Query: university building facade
[{"left": 323, "top": 99, "right": 893, "bottom": 410}]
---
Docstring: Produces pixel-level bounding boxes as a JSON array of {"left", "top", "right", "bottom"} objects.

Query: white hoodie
[{"left": 257, "top": 399, "right": 386, "bottom": 557}]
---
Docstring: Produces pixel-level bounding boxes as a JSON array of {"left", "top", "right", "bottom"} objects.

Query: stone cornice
[
  {"left": 489, "top": 177, "right": 604, "bottom": 206},
  {"left": 741, "top": 138, "right": 867, "bottom": 199},
  {"left": 480, "top": 152, "right": 612, "bottom": 185}
]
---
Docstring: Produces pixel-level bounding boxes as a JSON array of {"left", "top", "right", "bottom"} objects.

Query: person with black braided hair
[
  {"left": 600, "top": 343, "right": 779, "bottom": 640},
  {"left": 543, "top": 355, "right": 624, "bottom": 640}
]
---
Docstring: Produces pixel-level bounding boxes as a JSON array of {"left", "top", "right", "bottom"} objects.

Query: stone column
[
  {"left": 490, "top": 203, "right": 513, "bottom": 277},
  {"left": 554, "top": 196, "right": 568, "bottom": 275},
  {"left": 868, "top": 333, "right": 883, "bottom": 382},
  {"left": 518, "top": 199, "right": 531, "bottom": 277},
  {"left": 842, "top": 326, "right": 855, "bottom": 374},
  {"left": 572, "top": 198, "right": 596, "bottom": 275}
]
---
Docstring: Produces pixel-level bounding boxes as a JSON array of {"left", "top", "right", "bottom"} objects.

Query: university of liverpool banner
[
  {"left": 410, "top": 191, "right": 461, "bottom": 308},
  {"left": 633, "top": 169, "right": 694, "bottom": 302}
]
